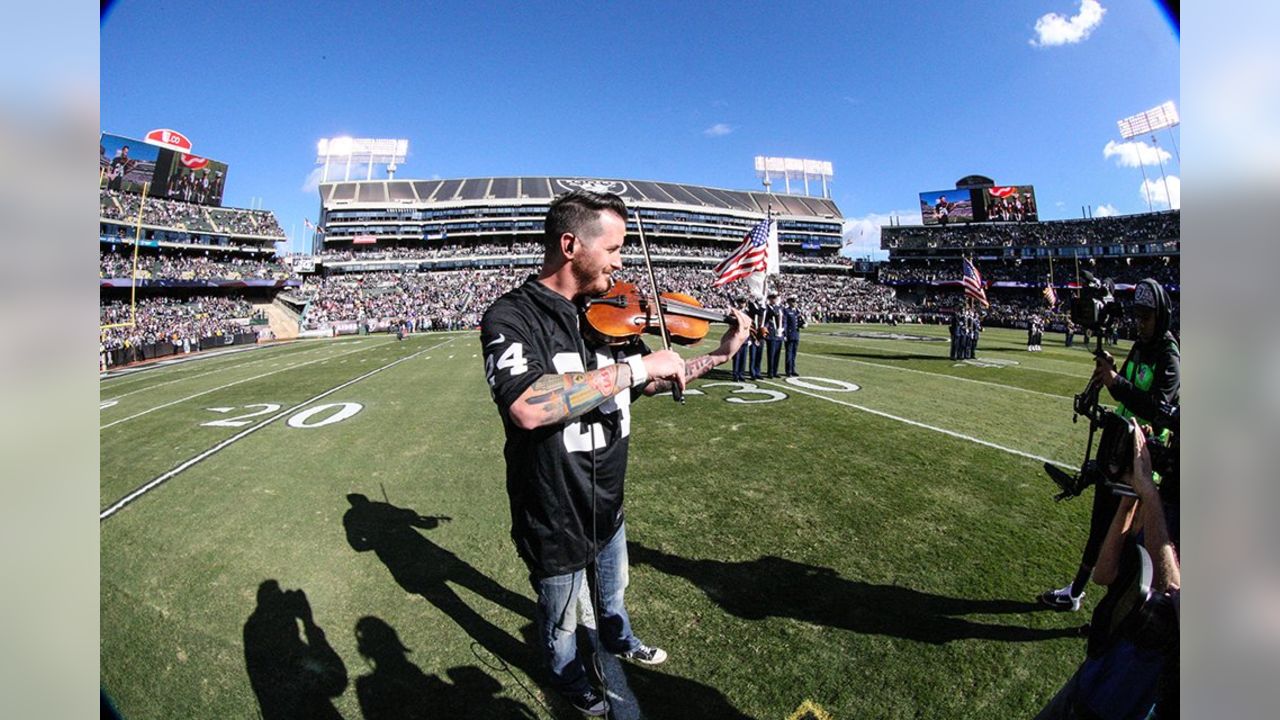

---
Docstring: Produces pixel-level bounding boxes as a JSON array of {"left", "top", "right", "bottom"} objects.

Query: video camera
[
  {"left": 1044, "top": 306, "right": 1178, "bottom": 502},
  {"left": 1045, "top": 398, "right": 1178, "bottom": 501},
  {"left": 1068, "top": 271, "right": 1124, "bottom": 333}
]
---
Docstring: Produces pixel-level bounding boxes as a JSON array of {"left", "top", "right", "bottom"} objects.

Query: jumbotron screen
[
  {"left": 919, "top": 189, "right": 974, "bottom": 225},
  {"left": 974, "top": 185, "right": 1037, "bottom": 222},
  {"left": 918, "top": 185, "right": 1038, "bottom": 225},
  {"left": 100, "top": 132, "right": 229, "bottom": 207}
]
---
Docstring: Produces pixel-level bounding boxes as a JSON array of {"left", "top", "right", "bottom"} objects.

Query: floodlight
[{"left": 1117, "top": 101, "right": 1179, "bottom": 140}]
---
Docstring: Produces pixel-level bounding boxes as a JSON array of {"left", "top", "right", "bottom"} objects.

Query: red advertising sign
[
  {"left": 179, "top": 154, "right": 209, "bottom": 170},
  {"left": 352, "top": 235, "right": 378, "bottom": 244},
  {"left": 144, "top": 128, "right": 193, "bottom": 153}
]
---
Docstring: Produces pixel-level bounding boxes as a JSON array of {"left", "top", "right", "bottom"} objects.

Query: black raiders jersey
[{"left": 480, "top": 276, "right": 649, "bottom": 576}]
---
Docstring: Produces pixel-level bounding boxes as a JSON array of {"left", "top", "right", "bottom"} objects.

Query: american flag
[
  {"left": 1042, "top": 282, "right": 1058, "bottom": 307},
  {"left": 713, "top": 219, "right": 773, "bottom": 287},
  {"left": 304, "top": 218, "right": 326, "bottom": 235},
  {"left": 961, "top": 258, "right": 989, "bottom": 306}
]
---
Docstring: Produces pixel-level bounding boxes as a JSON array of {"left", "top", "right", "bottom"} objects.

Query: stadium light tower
[
  {"left": 1117, "top": 101, "right": 1180, "bottom": 211},
  {"left": 316, "top": 137, "right": 409, "bottom": 182},
  {"left": 754, "top": 156, "right": 834, "bottom": 198}
]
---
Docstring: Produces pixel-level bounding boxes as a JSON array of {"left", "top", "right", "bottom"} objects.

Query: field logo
[
  {"left": 556, "top": 178, "right": 628, "bottom": 196},
  {"left": 144, "top": 128, "right": 193, "bottom": 153},
  {"left": 180, "top": 154, "right": 209, "bottom": 170},
  {"left": 787, "top": 700, "right": 833, "bottom": 720}
]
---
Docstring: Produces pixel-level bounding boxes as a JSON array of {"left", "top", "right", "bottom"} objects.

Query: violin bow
[{"left": 632, "top": 210, "right": 684, "bottom": 404}]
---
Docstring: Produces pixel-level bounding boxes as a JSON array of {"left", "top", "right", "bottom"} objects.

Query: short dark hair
[{"left": 544, "top": 190, "right": 628, "bottom": 252}]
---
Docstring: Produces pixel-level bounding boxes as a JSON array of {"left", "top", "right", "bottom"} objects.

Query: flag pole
[
  {"left": 761, "top": 204, "right": 772, "bottom": 300},
  {"left": 1048, "top": 254, "right": 1056, "bottom": 307}
]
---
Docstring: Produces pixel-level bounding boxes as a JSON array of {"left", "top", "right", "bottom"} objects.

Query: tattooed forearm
[
  {"left": 518, "top": 363, "right": 631, "bottom": 426},
  {"left": 643, "top": 354, "right": 721, "bottom": 396},
  {"left": 684, "top": 355, "right": 717, "bottom": 381}
]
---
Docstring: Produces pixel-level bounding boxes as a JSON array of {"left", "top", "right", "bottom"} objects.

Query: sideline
[
  {"left": 761, "top": 379, "right": 1074, "bottom": 470},
  {"left": 100, "top": 337, "right": 453, "bottom": 520},
  {"left": 100, "top": 338, "right": 397, "bottom": 430},
  {"left": 99, "top": 340, "right": 303, "bottom": 381},
  {"left": 102, "top": 343, "right": 334, "bottom": 401}
]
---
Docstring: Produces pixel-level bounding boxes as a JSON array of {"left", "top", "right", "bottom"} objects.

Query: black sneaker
[
  {"left": 616, "top": 643, "right": 667, "bottom": 665},
  {"left": 564, "top": 687, "right": 609, "bottom": 717},
  {"left": 1038, "top": 584, "right": 1084, "bottom": 612}
]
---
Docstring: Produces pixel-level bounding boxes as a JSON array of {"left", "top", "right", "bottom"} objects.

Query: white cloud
[
  {"left": 703, "top": 123, "right": 733, "bottom": 137},
  {"left": 1031, "top": 0, "right": 1106, "bottom": 47},
  {"left": 1094, "top": 203, "right": 1119, "bottom": 217},
  {"left": 1103, "top": 140, "right": 1172, "bottom": 168},
  {"left": 300, "top": 167, "right": 324, "bottom": 193},
  {"left": 1140, "top": 175, "right": 1180, "bottom": 209},
  {"left": 840, "top": 210, "right": 920, "bottom": 260}
]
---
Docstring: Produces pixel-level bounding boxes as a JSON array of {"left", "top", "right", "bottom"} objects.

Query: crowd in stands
[
  {"left": 100, "top": 296, "right": 254, "bottom": 358},
  {"left": 100, "top": 189, "right": 285, "bottom": 238},
  {"left": 300, "top": 270, "right": 524, "bottom": 331},
  {"left": 298, "top": 265, "right": 900, "bottom": 330},
  {"left": 882, "top": 210, "right": 1179, "bottom": 250},
  {"left": 102, "top": 189, "right": 215, "bottom": 232},
  {"left": 878, "top": 256, "right": 1179, "bottom": 288},
  {"left": 207, "top": 207, "right": 285, "bottom": 238},
  {"left": 317, "top": 241, "right": 851, "bottom": 265},
  {"left": 100, "top": 249, "right": 296, "bottom": 281}
]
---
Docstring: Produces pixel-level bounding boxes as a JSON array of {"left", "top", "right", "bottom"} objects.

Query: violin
[{"left": 582, "top": 280, "right": 737, "bottom": 346}]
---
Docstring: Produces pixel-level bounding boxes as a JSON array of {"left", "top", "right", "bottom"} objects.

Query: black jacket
[{"left": 480, "top": 277, "right": 647, "bottom": 577}]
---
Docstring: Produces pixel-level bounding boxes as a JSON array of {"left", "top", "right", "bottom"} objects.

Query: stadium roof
[{"left": 319, "top": 176, "right": 842, "bottom": 220}]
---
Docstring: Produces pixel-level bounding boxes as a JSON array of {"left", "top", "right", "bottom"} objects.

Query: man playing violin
[{"left": 480, "top": 189, "right": 750, "bottom": 716}]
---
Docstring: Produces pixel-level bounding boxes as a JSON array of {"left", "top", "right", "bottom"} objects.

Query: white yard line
[
  {"left": 100, "top": 339, "right": 398, "bottom": 430},
  {"left": 100, "top": 338, "right": 453, "bottom": 520},
  {"left": 760, "top": 380, "right": 1074, "bottom": 470},
  {"left": 798, "top": 351, "right": 1072, "bottom": 400}
]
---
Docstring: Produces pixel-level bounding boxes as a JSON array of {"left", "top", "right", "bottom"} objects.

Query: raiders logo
[
  {"left": 1134, "top": 283, "right": 1156, "bottom": 309},
  {"left": 1137, "top": 365, "right": 1153, "bottom": 388},
  {"left": 555, "top": 178, "right": 628, "bottom": 196}
]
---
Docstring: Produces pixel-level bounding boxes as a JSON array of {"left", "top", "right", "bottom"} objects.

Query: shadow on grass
[
  {"left": 621, "top": 661, "right": 754, "bottom": 720},
  {"left": 629, "top": 544, "right": 1075, "bottom": 645},
  {"left": 243, "top": 580, "right": 349, "bottom": 720},
  {"left": 573, "top": 612, "right": 753, "bottom": 720},
  {"left": 342, "top": 494, "right": 540, "bottom": 694},
  {"left": 353, "top": 615, "right": 537, "bottom": 720}
]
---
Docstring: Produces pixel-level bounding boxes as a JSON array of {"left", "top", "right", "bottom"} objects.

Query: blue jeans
[{"left": 529, "top": 523, "right": 639, "bottom": 695}]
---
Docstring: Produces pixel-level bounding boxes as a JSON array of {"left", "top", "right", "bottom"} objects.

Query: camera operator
[
  {"left": 1035, "top": 422, "right": 1179, "bottom": 719},
  {"left": 1042, "top": 278, "right": 1180, "bottom": 611}
]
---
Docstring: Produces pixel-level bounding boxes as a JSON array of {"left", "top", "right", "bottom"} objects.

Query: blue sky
[{"left": 101, "top": 1, "right": 1179, "bottom": 258}]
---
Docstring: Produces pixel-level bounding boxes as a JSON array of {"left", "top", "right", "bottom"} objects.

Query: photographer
[
  {"left": 1042, "top": 278, "right": 1180, "bottom": 611},
  {"left": 1035, "top": 422, "right": 1179, "bottom": 719}
]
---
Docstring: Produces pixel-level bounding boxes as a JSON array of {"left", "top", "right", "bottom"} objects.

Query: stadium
[{"left": 101, "top": 145, "right": 1180, "bottom": 717}]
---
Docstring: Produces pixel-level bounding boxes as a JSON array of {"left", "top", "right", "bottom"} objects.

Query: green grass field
[{"left": 100, "top": 325, "right": 1115, "bottom": 719}]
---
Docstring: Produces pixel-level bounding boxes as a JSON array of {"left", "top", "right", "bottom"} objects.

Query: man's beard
[{"left": 573, "top": 261, "right": 609, "bottom": 296}]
